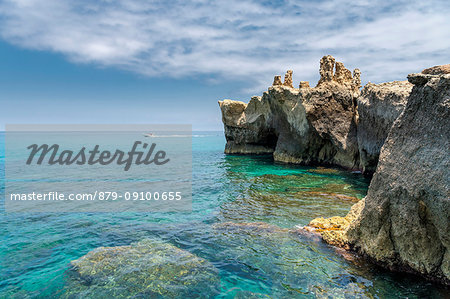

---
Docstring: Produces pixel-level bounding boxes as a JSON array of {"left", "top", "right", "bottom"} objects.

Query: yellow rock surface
[{"left": 305, "top": 199, "right": 365, "bottom": 249}]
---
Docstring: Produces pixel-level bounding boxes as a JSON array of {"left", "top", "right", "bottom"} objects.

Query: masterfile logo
[
  {"left": 5, "top": 124, "right": 192, "bottom": 213},
  {"left": 26, "top": 141, "right": 170, "bottom": 171}
]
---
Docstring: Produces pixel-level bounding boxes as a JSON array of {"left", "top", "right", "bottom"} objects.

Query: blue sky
[{"left": 0, "top": 0, "right": 449, "bottom": 130}]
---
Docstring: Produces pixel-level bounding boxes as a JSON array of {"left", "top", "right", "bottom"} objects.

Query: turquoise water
[{"left": 0, "top": 132, "right": 448, "bottom": 298}]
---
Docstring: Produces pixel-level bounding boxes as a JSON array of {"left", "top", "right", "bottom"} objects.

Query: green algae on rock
[{"left": 63, "top": 239, "right": 220, "bottom": 298}]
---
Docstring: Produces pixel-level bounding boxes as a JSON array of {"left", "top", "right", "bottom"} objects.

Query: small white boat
[{"left": 143, "top": 133, "right": 154, "bottom": 137}]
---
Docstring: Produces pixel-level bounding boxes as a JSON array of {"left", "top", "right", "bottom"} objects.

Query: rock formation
[
  {"left": 303, "top": 199, "right": 365, "bottom": 249},
  {"left": 273, "top": 75, "right": 282, "bottom": 86},
  {"left": 422, "top": 64, "right": 450, "bottom": 75},
  {"left": 333, "top": 61, "right": 353, "bottom": 86},
  {"left": 283, "top": 70, "right": 294, "bottom": 88},
  {"left": 219, "top": 97, "right": 275, "bottom": 154},
  {"left": 219, "top": 55, "right": 418, "bottom": 173},
  {"left": 219, "top": 57, "right": 450, "bottom": 285},
  {"left": 356, "top": 81, "right": 413, "bottom": 173},
  {"left": 299, "top": 81, "right": 310, "bottom": 88},
  {"left": 352, "top": 69, "right": 362, "bottom": 94},
  {"left": 317, "top": 55, "right": 335, "bottom": 85},
  {"left": 219, "top": 55, "right": 365, "bottom": 169},
  {"left": 64, "top": 239, "right": 220, "bottom": 297},
  {"left": 347, "top": 70, "right": 450, "bottom": 285}
]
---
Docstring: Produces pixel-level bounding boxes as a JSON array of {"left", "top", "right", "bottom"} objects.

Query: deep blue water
[{"left": 0, "top": 132, "right": 448, "bottom": 298}]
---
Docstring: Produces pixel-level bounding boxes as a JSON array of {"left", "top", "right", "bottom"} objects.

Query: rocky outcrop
[
  {"left": 422, "top": 64, "right": 450, "bottom": 75},
  {"left": 283, "top": 70, "right": 294, "bottom": 88},
  {"left": 352, "top": 69, "right": 362, "bottom": 91},
  {"left": 219, "top": 97, "right": 275, "bottom": 154},
  {"left": 273, "top": 75, "right": 282, "bottom": 86},
  {"left": 64, "top": 239, "right": 219, "bottom": 297},
  {"left": 317, "top": 55, "right": 336, "bottom": 85},
  {"left": 219, "top": 55, "right": 362, "bottom": 169},
  {"left": 219, "top": 55, "right": 416, "bottom": 171},
  {"left": 220, "top": 59, "right": 449, "bottom": 285},
  {"left": 299, "top": 81, "right": 310, "bottom": 88},
  {"left": 347, "top": 71, "right": 450, "bottom": 284},
  {"left": 303, "top": 199, "right": 365, "bottom": 249},
  {"left": 356, "top": 81, "right": 413, "bottom": 173}
]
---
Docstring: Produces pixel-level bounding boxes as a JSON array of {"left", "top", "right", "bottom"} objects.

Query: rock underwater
[
  {"left": 219, "top": 55, "right": 413, "bottom": 172},
  {"left": 62, "top": 239, "right": 220, "bottom": 298}
]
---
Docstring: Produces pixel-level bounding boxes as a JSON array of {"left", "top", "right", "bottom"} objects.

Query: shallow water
[{"left": 0, "top": 132, "right": 448, "bottom": 298}]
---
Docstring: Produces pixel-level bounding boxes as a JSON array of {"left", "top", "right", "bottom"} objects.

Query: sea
[{"left": 0, "top": 131, "right": 447, "bottom": 298}]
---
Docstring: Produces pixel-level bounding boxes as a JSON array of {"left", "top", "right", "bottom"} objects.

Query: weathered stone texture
[
  {"left": 356, "top": 81, "right": 413, "bottom": 173},
  {"left": 219, "top": 56, "right": 363, "bottom": 169},
  {"left": 348, "top": 72, "right": 450, "bottom": 285},
  {"left": 299, "top": 81, "right": 310, "bottom": 88},
  {"left": 273, "top": 75, "right": 282, "bottom": 86},
  {"left": 283, "top": 70, "right": 294, "bottom": 88}
]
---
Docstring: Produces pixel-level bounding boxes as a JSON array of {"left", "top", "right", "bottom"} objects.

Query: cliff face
[
  {"left": 219, "top": 97, "right": 275, "bottom": 154},
  {"left": 356, "top": 81, "right": 413, "bottom": 173},
  {"left": 219, "top": 55, "right": 413, "bottom": 172},
  {"left": 347, "top": 70, "right": 450, "bottom": 284},
  {"left": 219, "top": 55, "right": 362, "bottom": 169}
]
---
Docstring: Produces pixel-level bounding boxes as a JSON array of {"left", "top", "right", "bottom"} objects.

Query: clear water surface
[{"left": 0, "top": 132, "right": 448, "bottom": 298}]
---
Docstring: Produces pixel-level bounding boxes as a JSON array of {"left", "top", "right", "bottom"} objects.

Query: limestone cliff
[
  {"left": 356, "top": 81, "right": 413, "bottom": 173},
  {"left": 219, "top": 55, "right": 413, "bottom": 171},
  {"left": 219, "top": 55, "right": 362, "bottom": 169},
  {"left": 219, "top": 97, "right": 275, "bottom": 154},
  {"left": 347, "top": 70, "right": 450, "bottom": 285}
]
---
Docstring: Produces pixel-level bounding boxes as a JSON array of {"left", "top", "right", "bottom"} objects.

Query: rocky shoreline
[
  {"left": 219, "top": 55, "right": 414, "bottom": 174},
  {"left": 219, "top": 57, "right": 449, "bottom": 285}
]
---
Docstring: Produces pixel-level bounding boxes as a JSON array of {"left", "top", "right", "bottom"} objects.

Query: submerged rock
[
  {"left": 63, "top": 239, "right": 219, "bottom": 298},
  {"left": 295, "top": 191, "right": 359, "bottom": 202},
  {"left": 213, "top": 221, "right": 288, "bottom": 233},
  {"left": 310, "top": 282, "right": 374, "bottom": 299},
  {"left": 356, "top": 81, "right": 412, "bottom": 173},
  {"left": 348, "top": 70, "right": 450, "bottom": 285}
]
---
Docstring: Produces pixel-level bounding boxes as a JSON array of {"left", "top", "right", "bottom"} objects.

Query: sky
[{"left": 0, "top": 0, "right": 449, "bottom": 131}]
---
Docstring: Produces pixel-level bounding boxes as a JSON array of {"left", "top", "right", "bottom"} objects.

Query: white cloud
[{"left": 0, "top": 0, "right": 449, "bottom": 90}]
